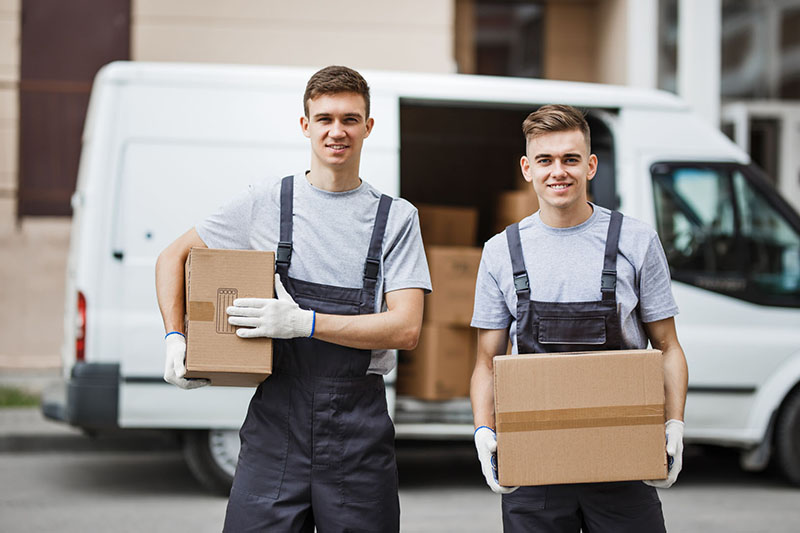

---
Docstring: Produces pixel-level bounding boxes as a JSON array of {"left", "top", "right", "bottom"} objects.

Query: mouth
[
  {"left": 326, "top": 144, "right": 349, "bottom": 151},
  {"left": 548, "top": 183, "right": 571, "bottom": 190}
]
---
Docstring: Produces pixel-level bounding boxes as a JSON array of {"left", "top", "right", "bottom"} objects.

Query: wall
[
  {"left": 0, "top": 0, "right": 19, "bottom": 232},
  {"left": 131, "top": 0, "right": 455, "bottom": 73}
]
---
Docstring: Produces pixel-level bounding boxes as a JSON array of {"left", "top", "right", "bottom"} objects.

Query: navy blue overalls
[
  {"left": 224, "top": 176, "right": 400, "bottom": 532},
  {"left": 501, "top": 211, "right": 666, "bottom": 533}
]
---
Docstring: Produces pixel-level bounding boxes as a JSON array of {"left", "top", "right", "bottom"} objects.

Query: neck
[
  {"left": 539, "top": 201, "right": 593, "bottom": 228},
  {"left": 306, "top": 162, "right": 361, "bottom": 192}
]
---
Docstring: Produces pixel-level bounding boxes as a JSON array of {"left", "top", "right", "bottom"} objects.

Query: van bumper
[{"left": 41, "top": 362, "right": 119, "bottom": 429}]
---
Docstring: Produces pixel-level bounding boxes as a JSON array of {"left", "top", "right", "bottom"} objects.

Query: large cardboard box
[
  {"left": 397, "top": 324, "right": 476, "bottom": 400},
  {"left": 493, "top": 189, "right": 540, "bottom": 234},
  {"left": 494, "top": 349, "right": 667, "bottom": 486},
  {"left": 417, "top": 204, "right": 479, "bottom": 246},
  {"left": 184, "top": 248, "right": 274, "bottom": 387},
  {"left": 425, "top": 246, "right": 482, "bottom": 326}
]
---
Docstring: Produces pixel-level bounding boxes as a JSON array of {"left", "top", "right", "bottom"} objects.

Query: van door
[{"left": 649, "top": 161, "right": 800, "bottom": 442}]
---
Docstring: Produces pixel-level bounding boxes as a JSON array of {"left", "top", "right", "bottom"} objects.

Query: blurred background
[
  {"left": 2, "top": 0, "right": 800, "bottom": 375},
  {"left": 1, "top": 2, "right": 800, "bottom": 530}
]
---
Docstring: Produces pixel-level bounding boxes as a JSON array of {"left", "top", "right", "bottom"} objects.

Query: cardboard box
[
  {"left": 397, "top": 324, "right": 476, "bottom": 401},
  {"left": 425, "top": 246, "right": 482, "bottom": 326},
  {"left": 184, "top": 248, "right": 274, "bottom": 387},
  {"left": 417, "top": 204, "right": 479, "bottom": 246},
  {"left": 493, "top": 189, "right": 540, "bottom": 234},
  {"left": 494, "top": 349, "right": 667, "bottom": 486}
]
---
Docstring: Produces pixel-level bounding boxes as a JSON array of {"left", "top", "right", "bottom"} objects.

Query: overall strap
[
  {"left": 362, "top": 195, "right": 393, "bottom": 292},
  {"left": 601, "top": 211, "right": 623, "bottom": 301},
  {"left": 505, "top": 223, "right": 531, "bottom": 301},
  {"left": 276, "top": 175, "right": 294, "bottom": 277}
]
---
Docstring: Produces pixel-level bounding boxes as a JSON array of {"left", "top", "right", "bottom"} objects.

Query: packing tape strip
[
  {"left": 496, "top": 404, "right": 664, "bottom": 433},
  {"left": 188, "top": 301, "right": 215, "bottom": 322}
]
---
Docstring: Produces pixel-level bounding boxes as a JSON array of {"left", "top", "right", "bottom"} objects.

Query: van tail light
[{"left": 76, "top": 291, "right": 86, "bottom": 362}]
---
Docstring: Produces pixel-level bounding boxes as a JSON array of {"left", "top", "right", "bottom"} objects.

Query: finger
[
  {"left": 666, "top": 438, "right": 678, "bottom": 457},
  {"left": 226, "top": 305, "right": 263, "bottom": 318},
  {"left": 236, "top": 327, "right": 262, "bottom": 339},
  {"left": 232, "top": 298, "right": 268, "bottom": 308},
  {"left": 487, "top": 439, "right": 497, "bottom": 454},
  {"left": 274, "top": 273, "right": 291, "bottom": 301},
  {"left": 228, "top": 316, "right": 261, "bottom": 328},
  {"left": 181, "top": 378, "right": 210, "bottom": 390}
]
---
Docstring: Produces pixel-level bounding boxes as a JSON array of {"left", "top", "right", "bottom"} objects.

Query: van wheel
[
  {"left": 182, "top": 429, "right": 239, "bottom": 495},
  {"left": 775, "top": 387, "right": 800, "bottom": 486}
]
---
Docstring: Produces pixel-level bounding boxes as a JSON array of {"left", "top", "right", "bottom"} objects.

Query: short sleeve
[
  {"left": 382, "top": 208, "right": 432, "bottom": 294},
  {"left": 195, "top": 186, "right": 254, "bottom": 249},
  {"left": 471, "top": 244, "right": 513, "bottom": 330},
  {"left": 639, "top": 233, "right": 680, "bottom": 323}
]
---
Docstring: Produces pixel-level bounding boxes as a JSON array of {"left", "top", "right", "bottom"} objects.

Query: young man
[
  {"left": 469, "top": 104, "right": 689, "bottom": 532},
  {"left": 155, "top": 65, "right": 431, "bottom": 532}
]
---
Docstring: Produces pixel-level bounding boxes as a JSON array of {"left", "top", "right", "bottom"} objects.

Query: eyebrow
[
  {"left": 534, "top": 152, "right": 583, "bottom": 159},
  {"left": 312, "top": 112, "right": 363, "bottom": 120}
]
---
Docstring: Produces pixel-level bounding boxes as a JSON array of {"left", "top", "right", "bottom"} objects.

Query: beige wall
[
  {"left": 132, "top": 0, "right": 456, "bottom": 73},
  {"left": 0, "top": 0, "right": 19, "bottom": 233},
  {"left": 596, "top": 0, "right": 628, "bottom": 85},
  {"left": 543, "top": 0, "right": 598, "bottom": 83}
]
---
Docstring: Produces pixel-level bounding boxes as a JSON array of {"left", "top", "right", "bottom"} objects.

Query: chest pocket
[{"left": 537, "top": 316, "right": 607, "bottom": 345}]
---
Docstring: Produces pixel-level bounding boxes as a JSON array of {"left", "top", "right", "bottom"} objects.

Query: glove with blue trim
[
  {"left": 227, "top": 274, "right": 315, "bottom": 339},
  {"left": 474, "top": 426, "right": 519, "bottom": 494}
]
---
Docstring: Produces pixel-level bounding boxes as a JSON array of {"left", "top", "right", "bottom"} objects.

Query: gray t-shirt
[
  {"left": 196, "top": 172, "right": 432, "bottom": 374},
  {"left": 471, "top": 204, "right": 678, "bottom": 353}
]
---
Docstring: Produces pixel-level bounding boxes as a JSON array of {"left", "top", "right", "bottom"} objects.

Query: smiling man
[
  {"left": 155, "top": 65, "right": 431, "bottom": 532},
  {"left": 469, "top": 104, "right": 688, "bottom": 532}
]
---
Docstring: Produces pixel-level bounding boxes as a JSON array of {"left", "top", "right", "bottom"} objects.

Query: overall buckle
[
  {"left": 276, "top": 241, "right": 292, "bottom": 264},
  {"left": 514, "top": 273, "right": 530, "bottom": 292},
  {"left": 364, "top": 258, "right": 380, "bottom": 280},
  {"left": 601, "top": 270, "right": 617, "bottom": 291}
]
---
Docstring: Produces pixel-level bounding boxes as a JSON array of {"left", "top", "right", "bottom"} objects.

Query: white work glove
[
  {"left": 644, "top": 419, "right": 685, "bottom": 489},
  {"left": 163, "top": 334, "right": 209, "bottom": 390},
  {"left": 227, "top": 274, "right": 314, "bottom": 339},
  {"left": 474, "top": 426, "right": 519, "bottom": 494}
]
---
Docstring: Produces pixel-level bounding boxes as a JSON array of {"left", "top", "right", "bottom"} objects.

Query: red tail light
[{"left": 76, "top": 291, "right": 86, "bottom": 362}]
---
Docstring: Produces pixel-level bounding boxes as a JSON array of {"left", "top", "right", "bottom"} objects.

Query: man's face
[
  {"left": 300, "top": 92, "right": 373, "bottom": 171},
  {"left": 521, "top": 128, "right": 597, "bottom": 213}
]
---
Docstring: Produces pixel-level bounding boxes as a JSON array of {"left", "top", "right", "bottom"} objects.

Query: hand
[
  {"left": 227, "top": 273, "right": 314, "bottom": 339},
  {"left": 645, "top": 419, "right": 685, "bottom": 488},
  {"left": 163, "top": 334, "right": 209, "bottom": 390},
  {"left": 474, "top": 426, "right": 519, "bottom": 494}
]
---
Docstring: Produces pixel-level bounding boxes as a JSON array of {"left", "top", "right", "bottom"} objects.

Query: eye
[
  {"left": 345, "top": 118, "right": 359, "bottom": 124},
  {"left": 537, "top": 158, "right": 551, "bottom": 165}
]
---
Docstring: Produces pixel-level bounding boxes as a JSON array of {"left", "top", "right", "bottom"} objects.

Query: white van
[{"left": 43, "top": 61, "right": 800, "bottom": 493}]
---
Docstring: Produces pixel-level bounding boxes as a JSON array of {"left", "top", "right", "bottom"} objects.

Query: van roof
[{"left": 98, "top": 61, "right": 688, "bottom": 112}]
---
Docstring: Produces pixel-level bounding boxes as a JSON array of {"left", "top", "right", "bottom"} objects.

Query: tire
[
  {"left": 775, "top": 387, "right": 800, "bottom": 486},
  {"left": 182, "top": 429, "right": 240, "bottom": 495}
]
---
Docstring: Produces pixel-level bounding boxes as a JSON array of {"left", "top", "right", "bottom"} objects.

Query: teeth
[
  {"left": 329, "top": 145, "right": 346, "bottom": 149},
  {"left": 550, "top": 184, "right": 569, "bottom": 189}
]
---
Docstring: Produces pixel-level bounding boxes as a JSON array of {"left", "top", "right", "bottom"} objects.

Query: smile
[{"left": 549, "top": 183, "right": 571, "bottom": 190}]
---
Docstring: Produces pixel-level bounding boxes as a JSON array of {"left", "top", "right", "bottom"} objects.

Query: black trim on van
[
  {"left": 64, "top": 362, "right": 120, "bottom": 429},
  {"left": 687, "top": 385, "right": 757, "bottom": 394}
]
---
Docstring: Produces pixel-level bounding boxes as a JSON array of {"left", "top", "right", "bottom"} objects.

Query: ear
[
  {"left": 520, "top": 155, "right": 532, "bottom": 183},
  {"left": 586, "top": 154, "right": 598, "bottom": 181},
  {"left": 300, "top": 115, "right": 310, "bottom": 138},
  {"left": 363, "top": 117, "right": 375, "bottom": 138}
]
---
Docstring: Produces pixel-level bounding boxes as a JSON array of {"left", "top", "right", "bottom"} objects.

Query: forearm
[
  {"left": 313, "top": 309, "right": 421, "bottom": 350},
  {"left": 155, "top": 228, "right": 206, "bottom": 334},
  {"left": 471, "top": 328, "right": 509, "bottom": 430},
  {"left": 663, "top": 343, "right": 688, "bottom": 421},
  {"left": 311, "top": 288, "right": 424, "bottom": 350},
  {"left": 471, "top": 362, "right": 496, "bottom": 430}
]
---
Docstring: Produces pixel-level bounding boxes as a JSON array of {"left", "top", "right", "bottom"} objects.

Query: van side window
[{"left": 652, "top": 162, "right": 800, "bottom": 308}]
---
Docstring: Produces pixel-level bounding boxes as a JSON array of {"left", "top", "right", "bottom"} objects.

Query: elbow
[{"left": 398, "top": 323, "right": 422, "bottom": 351}]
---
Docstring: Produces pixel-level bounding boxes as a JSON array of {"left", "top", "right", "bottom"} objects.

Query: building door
[{"left": 18, "top": 0, "right": 129, "bottom": 216}]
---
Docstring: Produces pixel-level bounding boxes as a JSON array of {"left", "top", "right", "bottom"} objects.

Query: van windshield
[{"left": 652, "top": 162, "right": 800, "bottom": 307}]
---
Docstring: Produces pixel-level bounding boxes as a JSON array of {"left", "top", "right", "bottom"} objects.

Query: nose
[
  {"left": 329, "top": 120, "right": 346, "bottom": 138},
  {"left": 551, "top": 160, "right": 568, "bottom": 178}
]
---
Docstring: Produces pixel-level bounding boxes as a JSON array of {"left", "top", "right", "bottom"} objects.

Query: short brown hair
[
  {"left": 303, "top": 65, "right": 371, "bottom": 118},
  {"left": 522, "top": 104, "right": 591, "bottom": 151}
]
